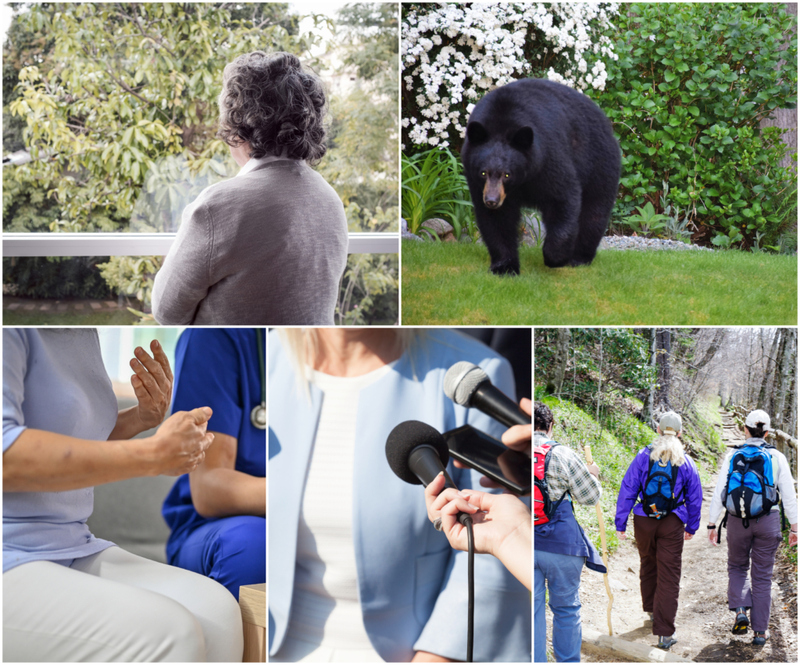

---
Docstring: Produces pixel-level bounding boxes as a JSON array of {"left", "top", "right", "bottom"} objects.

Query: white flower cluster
[{"left": 402, "top": 2, "right": 619, "bottom": 148}]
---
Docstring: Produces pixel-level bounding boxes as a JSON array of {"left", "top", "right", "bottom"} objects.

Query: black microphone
[
  {"left": 385, "top": 420, "right": 471, "bottom": 526},
  {"left": 444, "top": 361, "right": 530, "bottom": 428}
]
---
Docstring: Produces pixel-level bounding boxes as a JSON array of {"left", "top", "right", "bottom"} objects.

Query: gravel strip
[{"left": 600, "top": 235, "right": 714, "bottom": 252}]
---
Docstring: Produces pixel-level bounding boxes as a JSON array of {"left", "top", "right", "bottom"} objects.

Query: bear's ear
[
  {"left": 467, "top": 122, "right": 489, "bottom": 145},
  {"left": 510, "top": 126, "right": 533, "bottom": 151}
]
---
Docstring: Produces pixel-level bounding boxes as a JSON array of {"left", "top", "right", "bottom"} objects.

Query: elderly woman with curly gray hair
[{"left": 152, "top": 51, "right": 348, "bottom": 326}]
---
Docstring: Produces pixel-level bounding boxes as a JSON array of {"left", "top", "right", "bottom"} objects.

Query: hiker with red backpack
[
  {"left": 707, "top": 409, "right": 798, "bottom": 647},
  {"left": 534, "top": 402, "right": 606, "bottom": 663},
  {"left": 614, "top": 412, "right": 703, "bottom": 651}
]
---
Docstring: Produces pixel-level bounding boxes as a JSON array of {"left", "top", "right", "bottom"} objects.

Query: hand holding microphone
[
  {"left": 385, "top": 420, "right": 473, "bottom": 527},
  {"left": 424, "top": 473, "right": 532, "bottom": 591},
  {"left": 501, "top": 397, "right": 532, "bottom": 457}
]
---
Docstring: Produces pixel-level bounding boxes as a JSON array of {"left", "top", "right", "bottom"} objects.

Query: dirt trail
[{"left": 574, "top": 410, "right": 797, "bottom": 662}]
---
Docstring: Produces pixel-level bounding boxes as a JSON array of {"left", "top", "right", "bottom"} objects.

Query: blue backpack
[
  {"left": 722, "top": 442, "right": 779, "bottom": 529},
  {"left": 640, "top": 448, "right": 685, "bottom": 519}
]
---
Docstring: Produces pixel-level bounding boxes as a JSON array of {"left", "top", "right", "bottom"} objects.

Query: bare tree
[
  {"left": 655, "top": 328, "right": 672, "bottom": 411},
  {"left": 757, "top": 328, "right": 781, "bottom": 409},
  {"left": 774, "top": 328, "right": 797, "bottom": 431},
  {"left": 552, "top": 329, "right": 571, "bottom": 396}
]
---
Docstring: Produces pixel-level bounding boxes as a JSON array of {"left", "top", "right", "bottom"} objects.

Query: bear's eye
[
  {"left": 480, "top": 171, "right": 486, "bottom": 177},
  {"left": 504, "top": 173, "right": 510, "bottom": 178}
]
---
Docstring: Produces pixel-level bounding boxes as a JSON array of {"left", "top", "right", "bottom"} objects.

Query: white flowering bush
[{"left": 402, "top": 2, "right": 619, "bottom": 150}]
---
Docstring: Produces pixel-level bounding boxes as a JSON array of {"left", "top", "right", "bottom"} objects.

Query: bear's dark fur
[{"left": 461, "top": 78, "right": 621, "bottom": 274}]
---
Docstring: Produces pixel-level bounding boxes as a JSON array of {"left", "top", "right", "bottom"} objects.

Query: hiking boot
[
  {"left": 732, "top": 607, "right": 749, "bottom": 635},
  {"left": 752, "top": 631, "right": 769, "bottom": 646},
  {"left": 645, "top": 612, "right": 654, "bottom": 623},
  {"left": 656, "top": 635, "right": 677, "bottom": 650}
]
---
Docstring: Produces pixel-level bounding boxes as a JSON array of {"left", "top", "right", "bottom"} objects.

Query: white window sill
[{"left": 2, "top": 232, "right": 399, "bottom": 257}]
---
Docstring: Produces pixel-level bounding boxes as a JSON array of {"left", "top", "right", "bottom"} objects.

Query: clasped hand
[{"left": 148, "top": 407, "right": 215, "bottom": 476}]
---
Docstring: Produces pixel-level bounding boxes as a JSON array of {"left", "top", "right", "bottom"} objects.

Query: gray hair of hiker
[{"left": 217, "top": 51, "right": 327, "bottom": 164}]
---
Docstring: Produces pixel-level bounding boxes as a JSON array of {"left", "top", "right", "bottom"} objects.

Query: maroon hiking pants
[{"left": 633, "top": 513, "right": 686, "bottom": 636}]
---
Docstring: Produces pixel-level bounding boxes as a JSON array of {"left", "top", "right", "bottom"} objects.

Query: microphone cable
[
  {"left": 465, "top": 514, "right": 475, "bottom": 663},
  {"left": 384, "top": 420, "right": 476, "bottom": 661}
]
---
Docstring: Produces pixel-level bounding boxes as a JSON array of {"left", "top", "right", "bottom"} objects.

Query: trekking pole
[{"left": 584, "top": 444, "right": 614, "bottom": 636}]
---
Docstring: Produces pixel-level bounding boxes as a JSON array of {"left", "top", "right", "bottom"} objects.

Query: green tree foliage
[
  {"left": 535, "top": 328, "right": 655, "bottom": 407},
  {"left": 9, "top": 3, "right": 315, "bottom": 229},
  {"left": 3, "top": 8, "right": 107, "bottom": 297},
  {"left": 598, "top": 3, "right": 797, "bottom": 251},
  {"left": 4, "top": 256, "right": 114, "bottom": 299},
  {"left": 321, "top": 3, "right": 399, "bottom": 325},
  {"left": 321, "top": 2, "right": 398, "bottom": 230}
]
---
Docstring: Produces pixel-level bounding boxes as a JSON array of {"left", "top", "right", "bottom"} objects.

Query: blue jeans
[
  {"left": 534, "top": 549, "right": 584, "bottom": 662},
  {"left": 170, "top": 515, "right": 266, "bottom": 600}
]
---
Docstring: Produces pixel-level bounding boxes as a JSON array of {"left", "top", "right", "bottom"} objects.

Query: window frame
[{"left": 2, "top": 232, "right": 399, "bottom": 256}]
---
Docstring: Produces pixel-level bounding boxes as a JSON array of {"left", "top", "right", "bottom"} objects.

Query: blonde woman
[
  {"left": 614, "top": 412, "right": 703, "bottom": 651},
  {"left": 268, "top": 328, "right": 531, "bottom": 662}
]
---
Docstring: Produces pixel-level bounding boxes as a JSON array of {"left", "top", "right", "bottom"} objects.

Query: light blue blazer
[{"left": 268, "top": 330, "right": 531, "bottom": 662}]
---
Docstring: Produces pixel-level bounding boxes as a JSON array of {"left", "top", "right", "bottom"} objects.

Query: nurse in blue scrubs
[{"left": 162, "top": 328, "right": 266, "bottom": 600}]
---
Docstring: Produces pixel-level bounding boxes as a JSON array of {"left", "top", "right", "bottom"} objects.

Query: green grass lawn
[{"left": 401, "top": 242, "right": 797, "bottom": 325}]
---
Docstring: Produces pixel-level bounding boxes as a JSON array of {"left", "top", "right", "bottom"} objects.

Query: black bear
[{"left": 461, "top": 78, "right": 621, "bottom": 274}]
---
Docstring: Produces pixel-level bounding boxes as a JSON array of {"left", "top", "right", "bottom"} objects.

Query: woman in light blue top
[
  {"left": 3, "top": 328, "right": 243, "bottom": 662},
  {"left": 269, "top": 328, "right": 531, "bottom": 662}
]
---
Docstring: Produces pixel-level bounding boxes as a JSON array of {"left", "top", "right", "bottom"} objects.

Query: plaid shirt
[{"left": 535, "top": 432, "right": 601, "bottom": 507}]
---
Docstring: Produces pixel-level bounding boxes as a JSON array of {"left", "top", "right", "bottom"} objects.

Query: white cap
[
  {"left": 659, "top": 411, "right": 682, "bottom": 435},
  {"left": 745, "top": 409, "right": 771, "bottom": 432}
]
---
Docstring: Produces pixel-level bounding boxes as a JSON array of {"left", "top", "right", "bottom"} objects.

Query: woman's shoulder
[{"left": 421, "top": 329, "right": 506, "bottom": 365}]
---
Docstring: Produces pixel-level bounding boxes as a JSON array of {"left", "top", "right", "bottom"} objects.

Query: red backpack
[{"left": 534, "top": 441, "right": 566, "bottom": 525}]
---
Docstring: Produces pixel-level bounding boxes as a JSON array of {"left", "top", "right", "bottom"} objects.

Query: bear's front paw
[{"left": 489, "top": 260, "right": 520, "bottom": 276}]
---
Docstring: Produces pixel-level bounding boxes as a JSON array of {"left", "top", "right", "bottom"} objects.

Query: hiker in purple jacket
[{"left": 615, "top": 412, "right": 703, "bottom": 651}]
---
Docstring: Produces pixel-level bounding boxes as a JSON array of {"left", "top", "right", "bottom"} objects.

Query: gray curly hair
[{"left": 217, "top": 51, "right": 327, "bottom": 164}]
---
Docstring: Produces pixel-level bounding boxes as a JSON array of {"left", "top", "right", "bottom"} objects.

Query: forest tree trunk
[
  {"left": 655, "top": 328, "right": 672, "bottom": 411},
  {"left": 774, "top": 329, "right": 796, "bottom": 431},
  {"left": 552, "top": 328, "right": 571, "bottom": 396},
  {"left": 757, "top": 328, "right": 781, "bottom": 410}
]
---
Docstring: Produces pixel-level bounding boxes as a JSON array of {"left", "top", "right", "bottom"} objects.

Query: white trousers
[{"left": 3, "top": 546, "right": 244, "bottom": 662}]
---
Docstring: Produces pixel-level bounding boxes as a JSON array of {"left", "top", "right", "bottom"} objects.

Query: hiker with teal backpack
[
  {"left": 534, "top": 402, "right": 606, "bottom": 663},
  {"left": 707, "top": 410, "right": 798, "bottom": 647},
  {"left": 614, "top": 412, "right": 703, "bottom": 651}
]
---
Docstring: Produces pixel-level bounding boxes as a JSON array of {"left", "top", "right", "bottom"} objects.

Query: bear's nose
[{"left": 483, "top": 197, "right": 501, "bottom": 209}]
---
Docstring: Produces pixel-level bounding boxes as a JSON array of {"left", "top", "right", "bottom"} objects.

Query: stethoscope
[{"left": 250, "top": 329, "right": 266, "bottom": 430}]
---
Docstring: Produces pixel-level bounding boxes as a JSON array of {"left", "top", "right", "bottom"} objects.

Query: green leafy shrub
[
  {"left": 622, "top": 202, "right": 670, "bottom": 236},
  {"left": 599, "top": 3, "right": 797, "bottom": 251},
  {"left": 336, "top": 253, "right": 398, "bottom": 325},
  {"left": 401, "top": 147, "right": 473, "bottom": 237},
  {"left": 97, "top": 256, "right": 159, "bottom": 304},
  {"left": 4, "top": 256, "right": 114, "bottom": 299}
]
